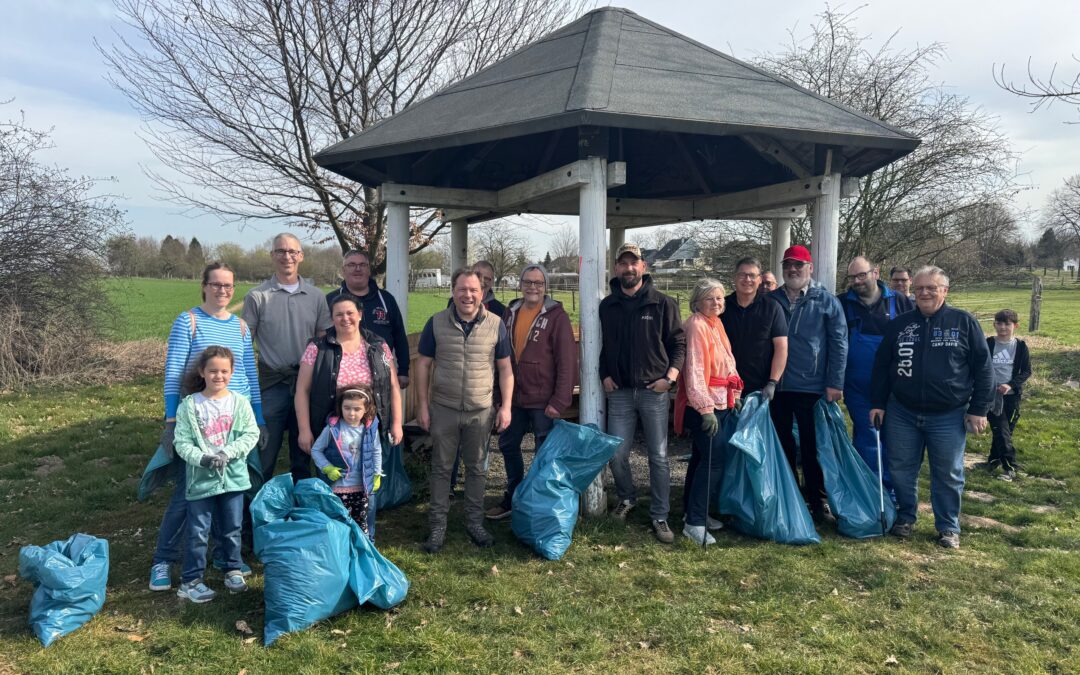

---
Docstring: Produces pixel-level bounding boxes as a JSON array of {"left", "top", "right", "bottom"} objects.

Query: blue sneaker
[
  {"left": 148, "top": 562, "right": 172, "bottom": 592},
  {"left": 177, "top": 579, "right": 216, "bottom": 603},
  {"left": 213, "top": 559, "right": 252, "bottom": 577},
  {"left": 223, "top": 570, "right": 248, "bottom": 594}
]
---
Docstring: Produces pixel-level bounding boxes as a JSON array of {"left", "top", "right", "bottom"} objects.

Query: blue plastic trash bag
[
  {"left": 18, "top": 533, "right": 109, "bottom": 646},
  {"left": 511, "top": 420, "right": 621, "bottom": 560},
  {"left": 375, "top": 442, "right": 412, "bottom": 511},
  {"left": 814, "top": 400, "right": 897, "bottom": 538},
  {"left": 718, "top": 394, "right": 820, "bottom": 545},
  {"left": 252, "top": 475, "right": 408, "bottom": 645},
  {"left": 137, "top": 444, "right": 174, "bottom": 501}
]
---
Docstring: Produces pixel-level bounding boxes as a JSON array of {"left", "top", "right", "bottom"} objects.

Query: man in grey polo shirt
[{"left": 243, "top": 233, "right": 332, "bottom": 483}]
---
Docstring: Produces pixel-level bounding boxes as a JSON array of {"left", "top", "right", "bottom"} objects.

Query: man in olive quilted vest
[{"left": 415, "top": 269, "right": 514, "bottom": 553}]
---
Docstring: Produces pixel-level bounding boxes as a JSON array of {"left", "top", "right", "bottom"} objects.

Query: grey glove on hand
[
  {"left": 258, "top": 424, "right": 269, "bottom": 451},
  {"left": 761, "top": 380, "right": 777, "bottom": 402},
  {"left": 200, "top": 453, "right": 228, "bottom": 470},
  {"left": 700, "top": 412, "right": 719, "bottom": 437},
  {"left": 160, "top": 422, "right": 176, "bottom": 458}
]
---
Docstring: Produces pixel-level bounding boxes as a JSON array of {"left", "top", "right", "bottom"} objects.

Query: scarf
[{"left": 674, "top": 313, "right": 743, "bottom": 434}]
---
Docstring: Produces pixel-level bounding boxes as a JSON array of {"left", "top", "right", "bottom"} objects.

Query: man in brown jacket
[
  {"left": 415, "top": 269, "right": 514, "bottom": 552},
  {"left": 485, "top": 264, "right": 577, "bottom": 521}
]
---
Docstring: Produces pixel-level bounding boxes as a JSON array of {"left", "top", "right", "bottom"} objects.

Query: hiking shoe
[
  {"left": 652, "top": 520, "right": 675, "bottom": 544},
  {"left": 213, "top": 559, "right": 252, "bottom": 577},
  {"left": 423, "top": 527, "right": 447, "bottom": 554},
  {"left": 682, "top": 524, "right": 716, "bottom": 546},
  {"left": 999, "top": 468, "right": 1016, "bottom": 482},
  {"left": 485, "top": 505, "right": 512, "bottom": 521},
  {"left": 149, "top": 562, "right": 172, "bottom": 592},
  {"left": 937, "top": 531, "right": 960, "bottom": 549},
  {"left": 706, "top": 516, "right": 725, "bottom": 531},
  {"left": 177, "top": 580, "right": 216, "bottom": 603},
  {"left": 890, "top": 521, "right": 914, "bottom": 539},
  {"left": 223, "top": 570, "right": 248, "bottom": 594},
  {"left": 612, "top": 499, "right": 635, "bottom": 521},
  {"left": 466, "top": 524, "right": 495, "bottom": 548}
]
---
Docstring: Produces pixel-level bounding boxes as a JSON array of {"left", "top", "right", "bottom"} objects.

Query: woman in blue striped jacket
[{"left": 148, "top": 262, "right": 266, "bottom": 593}]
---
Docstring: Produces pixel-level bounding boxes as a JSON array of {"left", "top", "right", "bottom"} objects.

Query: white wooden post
[
  {"left": 385, "top": 203, "right": 410, "bottom": 323},
  {"left": 811, "top": 173, "right": 841, "bottom": 292},
  {"left": 770, "top": 218, "right": 791, "bottom": 277},
  {"left": 608, "top": 227, "right": 624, "bottom": 279},
  {"left": 579, "top": 157, "right": 608, "bottom": 516},
  {"left": 450, "top": 219, "right": 468, "bottom": 273}
]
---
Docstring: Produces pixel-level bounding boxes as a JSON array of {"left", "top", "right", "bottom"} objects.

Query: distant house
[
  {"left": 1065, "top": 258, "right": 1079, "bottom": 273},
  {"left": 648, "top": 238, "right": 709, "bottom": 274}
]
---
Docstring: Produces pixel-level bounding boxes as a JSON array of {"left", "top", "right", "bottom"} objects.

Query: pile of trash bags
[
  {"left": 252, "top": 475, "right": 409, "bottom": 646},
  {"left": 512, "top": 421, "right": 621, "bottom": 560},
  {"left": 19, "top": 533, "right": 109, "bottom": 646}
]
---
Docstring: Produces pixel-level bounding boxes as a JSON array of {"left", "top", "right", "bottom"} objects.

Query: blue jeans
[
  {"left": 260, "top": 381, "right": 309, "bottom": 483},
  {"left": 152, "top": 458, "right": 225, "bottom": 565},
  {"left": 884, "top": 398, "right": 967, "bottom": 534},
  {"left": 607, "top": 388, "right": 671, "bottom": 522},
  {"left": 497, "top": 407, "right": 555, "bottom": 510},
  {"left": 683, "top": 408, "right": 731, "bottom": 527},
  {"left": 367, "top": 498, "right": 378, "bottom": 541},
  {"left": 182, "top": 491, "right": 243, "bottom": 583}
]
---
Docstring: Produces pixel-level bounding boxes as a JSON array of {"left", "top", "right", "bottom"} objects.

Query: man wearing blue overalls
[{"left": 838, "top": 256, "right": 913, "bottom": 502}]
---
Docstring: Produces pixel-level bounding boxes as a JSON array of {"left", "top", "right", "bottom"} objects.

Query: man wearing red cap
[{"left": 767, "top": 245, "right": 848, "bottom": 523}]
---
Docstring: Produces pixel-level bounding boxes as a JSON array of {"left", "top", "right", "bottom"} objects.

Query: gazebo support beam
[
  {"left": 385, "top": 202, "right": 411, "bottom": 327},
  {"left": 450, "top": 219, "right": 468, "bottom": 273},
  {"left": 771, "top": 218, "right": 792, "bottom": 277},
  {"left": 608, "top": 228, "right": 625, "bottom": 276},
  {"left": 811, "top": 171, "right": 842, "bottom": 292},
  {"left": 579, "top": 156, "right": 608, "bottom": 517}
]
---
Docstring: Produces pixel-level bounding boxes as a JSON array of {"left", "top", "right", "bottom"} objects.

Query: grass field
[{"left": 0, "top": 279, "right": 1077, "bottom": 672}]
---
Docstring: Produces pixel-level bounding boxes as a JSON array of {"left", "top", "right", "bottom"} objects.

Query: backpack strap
[
  {"left": 191, "top": 308, "right": 249, "bottom": 339},
  {"left": 188, "top": 309, "right": 198, "bottom": 339},
  {"left": 239, "top": 317, "right": 249, "bottom": 339}
]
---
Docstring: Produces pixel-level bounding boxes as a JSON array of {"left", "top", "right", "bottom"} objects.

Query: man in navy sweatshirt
[{"left": 870, "top": 266, "right": 993, "bottom": 549}]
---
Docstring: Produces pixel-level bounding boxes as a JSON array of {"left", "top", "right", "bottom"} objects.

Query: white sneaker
[
  {"left": 706, "top": 516, "right": 724, "bottom": 531},
  {"left": 682, "top": 524, "right": 716, "bottom": 546},
  {"left": 223, "top": 570, "right": 248, "bottom": 594}
]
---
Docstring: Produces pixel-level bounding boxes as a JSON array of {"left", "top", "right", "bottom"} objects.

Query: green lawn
[{"left": 1, "top": 281, "right": 1077, "bottom": 671}]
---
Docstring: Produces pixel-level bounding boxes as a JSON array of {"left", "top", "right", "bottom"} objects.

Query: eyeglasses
[
  {"left": 205, "top": 282, "right": 235, "bottom": 291},
  {"left": 736, "top": 272, "right": 759, "bottom": 280},
  {"left": 846, "top": 271, "right": 871, "bottom": 282},
  {"left": 273, "top": 248, "right": 303, "bottom": 258},
  {"left": 913, "top": 285, "right": 945, "bottom": 294},
  {"left": 781, "top": 260, "right": 807, "bottom": 270},
  {"left": 344, "top": 262, "right": 370, "bottom": 271},
  {"left": 891, "top": 277, "right": 910, "bottom": 283},
  {"left": 521, "top": 280, "right": 545, "bottom": 288}
]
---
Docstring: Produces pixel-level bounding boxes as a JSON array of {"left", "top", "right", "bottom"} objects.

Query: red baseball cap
[{"left": 782, "top": 245, "right": 812, "bottom": 263}]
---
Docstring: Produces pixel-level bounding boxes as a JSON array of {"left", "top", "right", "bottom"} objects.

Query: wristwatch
[{"left": 666, "top": 377, "right": 677, "bottom": 389}]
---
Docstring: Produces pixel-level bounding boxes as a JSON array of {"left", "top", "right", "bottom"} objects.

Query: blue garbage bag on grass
[
  {"left": 252, "top": 475, "right": 409, "bottom": 645},
  {"left": 511, "top": 420, "right": 621, "bottom": 560},
  {"left": 375, "top": 443, "right": 412, "bottom": 510},
  {"left": 18, "top": 533, "right": 109, "bottom": 646},
  {"left": 814, "top": 400, "right": 897, "bottom": 538},
  {"left": 718, "top": 394, "right": 820, "bottom": 545}
]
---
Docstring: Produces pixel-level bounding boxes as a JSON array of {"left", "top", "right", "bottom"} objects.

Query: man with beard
[
  {"left": 838, "top": 256, "right": 913, "bottom": 501},
  {"left": 600, "top": 243, "right": 686, "bottom": 543},
  {"left": 767, "top": 245, "right": 848, "bottom": 523}
]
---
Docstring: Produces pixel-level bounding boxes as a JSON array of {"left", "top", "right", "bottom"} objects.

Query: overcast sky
[{"left": 3, "top": 0, "right": 1078, "bottom": 254}]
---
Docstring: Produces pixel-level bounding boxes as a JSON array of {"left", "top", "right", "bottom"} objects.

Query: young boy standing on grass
[{"left": 986, "top": 309, "right": 1032, "bottom": 481}]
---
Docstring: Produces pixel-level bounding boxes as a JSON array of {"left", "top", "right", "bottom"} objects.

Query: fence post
[{"left": 1029, "top": 276, "right": 1042, "bottom": 332}]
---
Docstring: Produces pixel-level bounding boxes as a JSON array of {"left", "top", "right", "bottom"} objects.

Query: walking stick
[
  {"left": 873, "top": 421, "right": 886, "bottom": 537},
  {"left": 704, "top": 428, "right": 711, "bottom": 551}
]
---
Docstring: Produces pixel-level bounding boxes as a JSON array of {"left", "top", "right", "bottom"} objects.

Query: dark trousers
[
  {"left": 682, "top": 408, "right": 731, "bottom": 527},
  {"left": 988, "top": 394, "right": 1021, "bottom": 468},
  {"left": 260, "top": 381, "right": 310, "bottom": 482},
  {"left": 496, "top": 407, "right": 555, "bottom": 510},
  {"left": 770, "top": 391, "right": 825, "bottom": 508}
]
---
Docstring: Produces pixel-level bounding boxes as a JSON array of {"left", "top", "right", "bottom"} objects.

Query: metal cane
[
  {"left": 874, "top": 421, "right": 886, "bottom": 537},
  {"left": 704, "top": 429, "right": 711, "bottom": 551}
]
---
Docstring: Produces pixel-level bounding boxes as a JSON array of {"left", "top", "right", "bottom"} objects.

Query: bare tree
[
  {"left": 750, "top": 7, "right": 1021, "bottom": 279},
  {"left": 1044, "top": 174, "right": 1080, "bottom": 246},
  {"left": 472, "top": 221, "right": 529, "bottom": 288},
  {"left": 549, "top": 223, "right": 579, "bottom": 261},
  {"left": 996, "top": 57, "right": 1080, "bottom": 119},
  {"left": 99, "top": 0, "right": 585, "bottom": 271}
]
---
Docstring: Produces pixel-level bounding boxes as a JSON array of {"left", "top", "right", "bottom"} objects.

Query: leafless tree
[
  {"left": 99, "top": 0, "right": 586, "bottom": 272},
  {"left": 548, "top": 223, "right": 579, "bottom": 261},
  {"left": 1044, "top": 174, "right": 1080, "bottom": 246},
  {"left": 472, "top": 220, "right": 529, "bottom": 288},
  {"left": 996, "top": 57, "right": 1080, "bottom": 120},
  {"left": 750, "top": 7, "right": 1021, "bottom": 279}
]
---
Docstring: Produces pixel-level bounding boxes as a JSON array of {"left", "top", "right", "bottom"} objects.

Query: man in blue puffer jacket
[{"left": 767, "top": 245, "right": 848, "bottom": 522}]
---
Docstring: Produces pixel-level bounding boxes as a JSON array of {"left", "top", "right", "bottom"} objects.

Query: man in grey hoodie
[{"left": 767, "top": 245, "right": 848, "bottom": 523}]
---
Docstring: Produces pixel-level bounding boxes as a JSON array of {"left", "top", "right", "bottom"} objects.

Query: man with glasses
[
  {"left": 767, "top": 245, "right": 848, "bottom": 523},
  {"left": 243, "top": 233, "right": 332, "bottom": 483},
  {"left": 601, "top": 243, "right": 686, "bottom": 543},
  {"left": 838, "top": 256, "right": 913, "bottom": 501},
  {"left": 722, "top": 257, "right": 787, "bottom": 398},
  {"left": 870, "top": 266, "right": 992, "bottom": 549},
  {"left": 889, "top": 266, "right": 914, "bottom": 301},
  {"left": 485, "top": 264, "right": 577, "bottom": 521},
  {"left": 327, "top": 250, "right": 411, "bottom": 387},
  {"left": 761, "top": 271, "right": 779, "bottom": 293}
]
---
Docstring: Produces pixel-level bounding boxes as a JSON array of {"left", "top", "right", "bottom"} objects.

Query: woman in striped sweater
[{"left": 148, "top": 262, "right": 266, "bottom": 592}]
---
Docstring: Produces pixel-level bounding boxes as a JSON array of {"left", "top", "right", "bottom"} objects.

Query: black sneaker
[
  {"left": 423, "top": 527, "right": 446, "bottom": 554},
  {"left": 466, "top": 524, "right": 495, "bottom": 548},
  {"left": 890, "top": 521, "right": 914, "bottom": 538}
]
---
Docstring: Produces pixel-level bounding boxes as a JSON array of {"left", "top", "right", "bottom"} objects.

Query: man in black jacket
[
  {"left": 986, "top": 309, "right": 1032, "bottom": 481},
  {"left": 600, "top": 243, "right": 686, "bottom": 543},
  {"left": 870, "top": 266, "right": 993, "bottom": 549}
]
